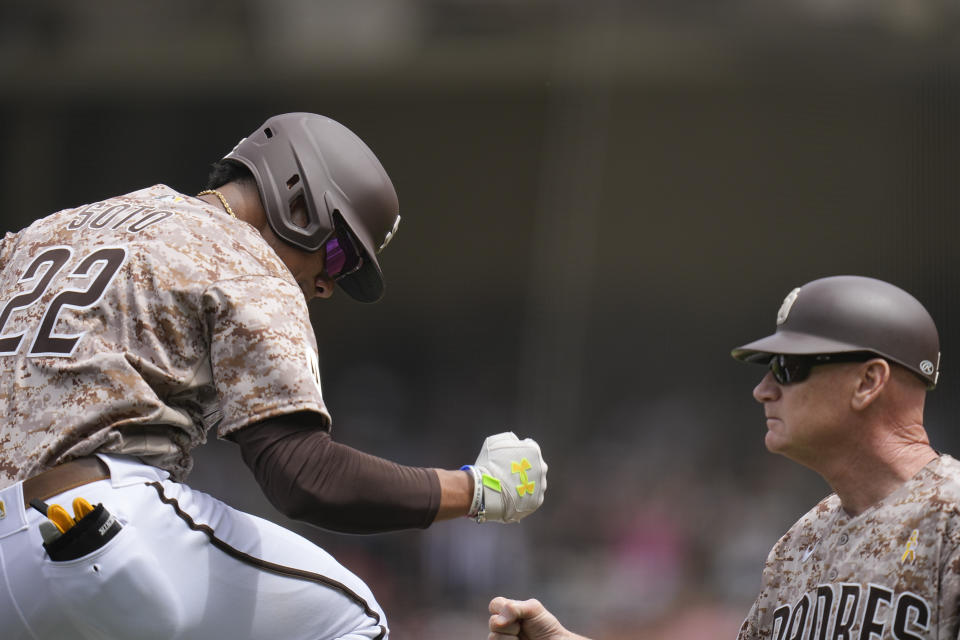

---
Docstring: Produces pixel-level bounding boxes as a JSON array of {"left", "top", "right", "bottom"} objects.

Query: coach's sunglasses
[
  {"left": 768, "top": 352, "right": 879, "bottom": 385},
  {"left": 323, "top": 229, "right": 364, "bottom": 281}
]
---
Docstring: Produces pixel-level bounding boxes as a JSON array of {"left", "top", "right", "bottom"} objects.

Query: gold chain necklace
[{"left": 197, "top": 189, "right": 237, "bottom": 219}]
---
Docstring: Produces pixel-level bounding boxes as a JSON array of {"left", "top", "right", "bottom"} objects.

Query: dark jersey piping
[{"left": 146, "top": 481, "right": 386, "bottom": 639}]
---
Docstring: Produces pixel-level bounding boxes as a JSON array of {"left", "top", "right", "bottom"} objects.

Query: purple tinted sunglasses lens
[
  {"left": 324, "top": 234, "right": 363, "bottom": 280},
  {"left": 324, "top": 236, "right": 347, "bottom": 278}
]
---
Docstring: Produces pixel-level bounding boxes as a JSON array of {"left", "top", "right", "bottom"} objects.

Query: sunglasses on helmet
[
  {"left": 323, "top": 231, "right": 364, "bottom": 281},
  {"left": 768, "top": 352, "right": 880, "bottom": 385}
]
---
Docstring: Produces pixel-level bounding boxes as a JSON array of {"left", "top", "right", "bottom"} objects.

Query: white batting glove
[{"left": 463, "top": 432, "right": 547, "bottom": 524}]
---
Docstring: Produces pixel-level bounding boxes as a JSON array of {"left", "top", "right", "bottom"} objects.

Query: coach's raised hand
[
  {"left": 488, "top": 597, "right": 590, "bottom": 640},
  {"left": 463, "top": 432, "right": 547, "bottom": 523}
]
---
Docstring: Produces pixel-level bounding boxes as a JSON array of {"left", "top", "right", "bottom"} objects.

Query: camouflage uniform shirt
[
  {"left": 738, "top": 454, "right": 960, "bottom": 639},
  {"left": 0, "top": 185, "right": 330, "bottom": 487}
]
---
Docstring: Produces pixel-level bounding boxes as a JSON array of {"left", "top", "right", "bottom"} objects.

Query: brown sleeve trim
[{"left": 231, "top": 412, "right": 441, "bottom": 534}]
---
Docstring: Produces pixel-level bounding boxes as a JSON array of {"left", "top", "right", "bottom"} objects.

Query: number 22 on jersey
[{"left": 0, "top": 246, "right": 127, "bottom": 357}]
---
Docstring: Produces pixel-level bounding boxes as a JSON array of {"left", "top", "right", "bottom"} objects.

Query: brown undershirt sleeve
[{"left": 229, "top": 412, "right": 441, "bottom": 534}]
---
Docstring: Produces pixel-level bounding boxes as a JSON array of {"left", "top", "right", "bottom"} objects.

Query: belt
[{"left": 21, "top": 457, "right": 110, "bottom": 508}]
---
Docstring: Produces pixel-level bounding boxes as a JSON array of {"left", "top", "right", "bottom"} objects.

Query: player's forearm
[
  {"left": 432, "top": 467, "right": 474, "bottom": 521},
  {"left": 232, "top": 413, "right": 441, "bottom": 533}
]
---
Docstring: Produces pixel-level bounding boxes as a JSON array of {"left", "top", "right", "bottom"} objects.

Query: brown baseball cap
[{"left": 732, "top": 275, "right": 941, "bottom": 389}]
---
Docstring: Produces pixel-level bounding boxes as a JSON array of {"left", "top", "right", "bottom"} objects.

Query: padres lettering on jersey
[
  {"left": 0, "top": 185, "right": 331, "bottom": 488},
  {"left": 769, "top": 584, "right": 929, "bottom": 640},
  {"left": 738, "top": 456, "right": 960, "bottom": 640}
]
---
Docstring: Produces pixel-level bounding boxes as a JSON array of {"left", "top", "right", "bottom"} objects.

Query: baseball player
[
  {"left": 0, "top": 112, "right": 547, "bottom": 640},
  {"left": 489, "top": 275, "right": 960, "bottom": 640}
]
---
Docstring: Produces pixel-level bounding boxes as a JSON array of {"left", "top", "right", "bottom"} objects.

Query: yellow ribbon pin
[{"left": 901, "top": 529, "right": 920, "bottom": 564}]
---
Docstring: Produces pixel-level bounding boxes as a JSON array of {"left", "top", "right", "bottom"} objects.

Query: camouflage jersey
[
  {"left": 0, "top": 185, "right": 330, "bottom": 487},
  {"left": 738, "top": 454, "right": 960, "bottom": 640}
]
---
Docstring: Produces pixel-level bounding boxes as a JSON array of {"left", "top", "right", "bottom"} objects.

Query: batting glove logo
[{"left": 512, "top": 459, "right": 535, "bottom": 496}]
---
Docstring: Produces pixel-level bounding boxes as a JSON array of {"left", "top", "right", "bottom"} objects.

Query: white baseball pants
[{"left": 0, "top": 454, "right": 388, "bottom": 639}]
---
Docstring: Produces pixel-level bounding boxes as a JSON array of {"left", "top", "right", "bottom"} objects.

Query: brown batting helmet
[
  {"left": 731, "top": 275, "right": 941, "bottom": 389},
  {"left": 226, "top": 113, "right": 400, "bottom": 303}
]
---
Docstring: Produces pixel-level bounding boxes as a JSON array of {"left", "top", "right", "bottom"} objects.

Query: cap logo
[
  {"left": 378, "top": 215, "right": 401, "bottom": 254},
  {"left": 920, "top": 360, "right": 935, "bottom": 375},
  {"left": 777, "top": 288, "right": 801, "bottom": 325}
]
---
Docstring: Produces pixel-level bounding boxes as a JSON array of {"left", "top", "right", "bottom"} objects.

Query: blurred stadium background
[{"left": 3, "top": 1, "right": 960, "bottom": 637}]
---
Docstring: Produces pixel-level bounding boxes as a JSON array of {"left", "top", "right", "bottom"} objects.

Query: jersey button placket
[{"left": 823, "top": 530, "right": 846, "bottom": 582}]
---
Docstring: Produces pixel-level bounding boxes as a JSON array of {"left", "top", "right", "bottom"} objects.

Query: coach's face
[{"left": 752, "top": 362, "right": 862, "bottom": 465}]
